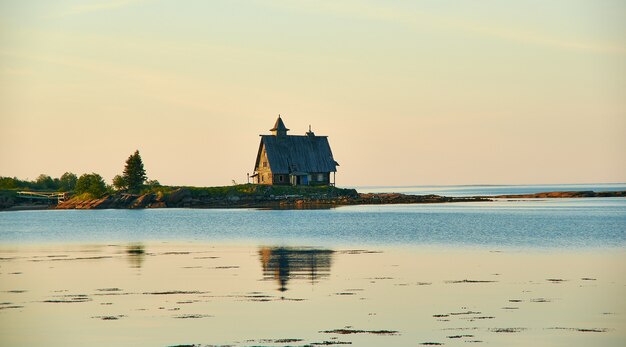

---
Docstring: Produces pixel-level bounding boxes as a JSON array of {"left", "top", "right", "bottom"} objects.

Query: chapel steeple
[{"left": 270, "top": 115, "right": 289, "bottom": 137}]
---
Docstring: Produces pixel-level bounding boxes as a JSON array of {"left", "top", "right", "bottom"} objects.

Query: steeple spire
[{"left": 270, "top": 114, "right": 289, "bottom": 136}]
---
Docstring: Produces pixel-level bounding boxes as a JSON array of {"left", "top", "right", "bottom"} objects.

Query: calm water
[
  {"left": 355, "top": 183, "right": 626, "bottom": 197},
  {"left": 1, "top": 193, "right": 625, "bottom": 249},
  {"left": 2, "top": 185, "right": 625, "bottom": 347}
]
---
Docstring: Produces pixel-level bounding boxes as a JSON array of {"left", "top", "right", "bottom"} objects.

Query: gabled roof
[{"left": 256, "top": 135, "right": 338, "bottom": 174}]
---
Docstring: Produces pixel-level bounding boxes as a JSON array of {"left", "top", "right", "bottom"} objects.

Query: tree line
[{"left": 0, "top": 150, "right": 159, "bottom": 198}]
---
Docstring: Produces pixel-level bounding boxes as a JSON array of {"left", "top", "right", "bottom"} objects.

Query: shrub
[{"left": 75, "top": 173, "right": 107, "bottom": 198}]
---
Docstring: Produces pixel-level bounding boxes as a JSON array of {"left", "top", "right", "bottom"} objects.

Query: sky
[{"left": 1, "top": 0, "right": 625, "bottom": 187}]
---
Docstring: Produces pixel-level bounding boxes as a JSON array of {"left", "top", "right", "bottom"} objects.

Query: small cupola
[{"left": 270, "top": 115, "right": 289, "bottom": 137}]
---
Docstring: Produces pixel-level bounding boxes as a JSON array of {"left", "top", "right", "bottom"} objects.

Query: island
[{"left": 1, "top": 184, "right": 624, "bottom": 211}]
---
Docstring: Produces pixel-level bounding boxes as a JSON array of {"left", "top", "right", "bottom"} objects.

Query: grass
[
  {"left": 178, "top": 184, "right": 357, "bottom": 199},
  {"left": 5, "top": 184, "right": 358, "bottom": 205}
]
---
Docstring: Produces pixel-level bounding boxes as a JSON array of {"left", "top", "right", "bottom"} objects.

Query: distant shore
[{"left": 1, "top": 185, "right": 624, "bottom": 211}]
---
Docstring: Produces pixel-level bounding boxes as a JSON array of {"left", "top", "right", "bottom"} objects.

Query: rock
[
  {"left": 92, "top": 196, "right": 113, "bottom": 209},
  {"left": 0, "top": 195, "right": 15, "bottom": 209},
  {"left": 131, "top": 194, "right": 153, "bottom": 208},
  {"left": 167, "top": 188, "right": 191, "bottom": 205},
  {"left": 155, "top": 191, "right": 165, "bottom": 202},
  {"left": 148, "top": 201, "right": 166, "bottom": 208},
  {"left": 493, "top": 190, "right": 626, "bottom": 199}
]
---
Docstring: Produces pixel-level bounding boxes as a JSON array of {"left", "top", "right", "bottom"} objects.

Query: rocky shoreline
[
  {"left": 50, "top": 189, "right": 490, "bottom": 210},
  {"left": 1, "top": 188, "right": 624, "bottom": 211},
  {"left": 493, "top": 191, "right": 626, "bottom": 199}
]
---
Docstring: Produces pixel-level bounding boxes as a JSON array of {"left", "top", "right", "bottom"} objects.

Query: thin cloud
[
  {"left": 0, "top": 67, "right": 34, "bottom": 76},
  {"left": 423, "top": 12, "right": 626, "bottom": 55},
  {"left": 0, "top": 50, "right": 243, "bottom": 114},
  {"left": 53, "top": 0, "right": 146, "bottom": 17},
  {"left": 260, "top": 0, "right": 626, "bottom": 55}
]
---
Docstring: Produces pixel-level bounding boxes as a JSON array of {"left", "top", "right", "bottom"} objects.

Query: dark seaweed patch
[
  {"left": 92, "top": 315, "right": 126, "bottom": 320},
  {"left": 44, "top": 294, "right": 91, "bottom": 303},
  {"left": 172, "top": 314, "right": 213, "bottom": 319},
  {"left": 449, "top": 311, "right": 481, "bottom": 316},
  {"left": 94, "top": 292, "right": 133, "bottom": 296},
  {"left": 547, "top": 327, "right": 608, "bottom": 333},
  {"left": 321, "top": 329, "right": 399, "bottom": 335},
  {"left": 339, "top": 250, "right": 382, "bottom": 254},
  {"left": 446, "top": 280, "right": 496, "bottom": 284},
  {"left": 126, "top": 246, "right": 145, "bottom": 255},
  {"left": 574, "top": 328, "right": 607, "bottom": 333},
  {"left": 489, "top": 328, "right": 526, "bottom": 333},
  {"left": 0, "top": 305, "right": 24, "bottom": 310},
  {"left": 311, "top": 341, "right": 352, "bottom": 345},
  {"left": 447, "top": 335, "right": 474, "bottom": 339},
  {"left": 50, "top": 256, "right": 113, "bottom": 261},
  {"left": 530, "top": 298, "right": 551, "bottom": 303},
  {"left": 256, "top": 338, "right": 303, "bottom": 343},
  {"left": 461, "top": 316, "right": 495, "bottom": 321}
]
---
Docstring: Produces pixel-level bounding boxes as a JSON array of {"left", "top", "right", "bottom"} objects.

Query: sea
[
  {"left": 2, "top": 183, "right": 626, "bottom": 347},
  {"left": 1, "top": 183, "right": 624, "bottom": 249}
]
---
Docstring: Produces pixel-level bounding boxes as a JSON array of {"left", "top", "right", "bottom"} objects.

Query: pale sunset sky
[{"left": 1, "top": 0, "right": 624, "bottom": 187}]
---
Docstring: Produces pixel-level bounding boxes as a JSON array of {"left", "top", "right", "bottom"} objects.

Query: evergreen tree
[{"left": 123, "top": 150, "right": 147, "bottom": 193}]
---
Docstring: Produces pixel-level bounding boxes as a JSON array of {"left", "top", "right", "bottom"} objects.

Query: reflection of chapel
[
  {"left": 259, "top": 247, "right": 334, "bottom": 292},
  {"left": 252, "top": 116, "right": 339, "bottom": 186}
]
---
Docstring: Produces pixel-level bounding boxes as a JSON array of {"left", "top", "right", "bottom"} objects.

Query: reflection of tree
[
  {"left": 126, "top": 243, "right": 146, "bottom": 269},
  {"left": 259, "top": 247, "right": 334, "bottom": 292}
]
